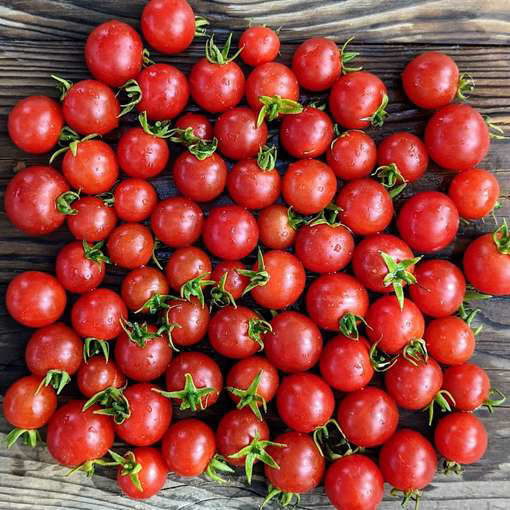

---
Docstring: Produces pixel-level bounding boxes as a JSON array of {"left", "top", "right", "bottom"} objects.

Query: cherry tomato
[
  {"left": 77, "top": 356, "right": 125, "bottom": 398},
  {"left": 306, "top": 272, "right": 369, "bottom": 331},
  {"left": 409, "top": 259, "right": 465, "bottom": 317},
  {"left": 71, "top": 288, "right": 127, "bottom": 340},
  {"left": 175, "top": 112, "right": 213, "bottom": 140},
  {"left": 202, "top": 205, "right": 258, "bottom": 260},
  {"left": 174, "top": 152, "right": 227, "bottom": 203},
  {"left": 397, "top": 192, "right": 459, "bottom": 253},
  {"left": 151, "top": 197, "right": 203, "bottom": 248},
  {"left": 210, "top": 260, "right": 249, "bottom": 300},
  {"left": 47, "top": 400, "right": 115, "bottom": 466},
  {"left": 337, "top": 387, "right": 399, "bottom": 447},
  {"left": 257, "top": 204, "right": 297, "bottom": 249},
  {"left": 425, "top": 103, "right": 489, "bottom": 171},
  {"left": 113, "top": 178, "right": 158, "bottom": 222},
  {"left": 336, "top": 178, "right": 393, "bottom": 236},
  {"left": 85, "top": 20, "right": 143, "bottom": 87},
  {"left": 115, "top": 383, "right": 172, "bottom": 446},
  {"left": 166, "top": 297, "right": 209, "bottom": 347},
  {"left": 63, "top": 79, "right": 119, "bottom": 135},
  {"left": 67, "top": 196, "right": 117, "bottom": 242},
  {"left": 121, "top": 267, "right": 169, "bottom": 312},
  {"left": 5, "top": 166, "right": 68, "bottom": 236},
  {"left": 8, "top": 96, "right": 63, "bottom": 154},
  {"left": 283, "top": 159, "right": 337, "bottom": 215},
  {"left": 442, "top": 363, "right": 490, "bottom": 411},
  {"left": 239, "top": 26, "right": 280, "bottom": 67},
  {"left": 276, "top": 373, "right": 334, "bottom": 433},
  {"left": 329, "top": 71, "right": 387, "bottom": 129},
  {"left": 165, "top": 246, "right": 211, "bottom": 292},
  {"left": 215, "top": 107, "right": 268, "bottom": 160},
  {"left": 327, "top": 130, "right": 377, "bottom": 180},
  {"left": 107, "top": 223, "right": 154, "bottom": 269},
  {"left": 319, "top": 335, "right": 373, "bottom": 392},
  {"left": 6, "top": 271, "right": 67, "bottom": 328},
  {"left": 366, "top": 296, "right": 425, "bottom": 354}
]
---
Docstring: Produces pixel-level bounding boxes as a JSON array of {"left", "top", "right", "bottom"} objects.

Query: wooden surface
[{"left": 1, "top": 1, "right": 510, "bottom": 509}]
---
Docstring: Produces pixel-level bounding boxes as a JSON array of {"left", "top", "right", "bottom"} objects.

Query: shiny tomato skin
[
  {"left": 166, "top": 297, "right": 209, "bottom": 347},
  {"left": 8, "top": 96, "right": 63, "bottom": 154},
  {"left": 77, "top": 356, "right": 126, "bottom": 398},
  {"left": 337, "top": 387, "right": 399, "bottom": 448},
  {"left": 47, "top": 400, "right": 115, "bottom": 467},
  {"left": 283, "top": 159, "right": 337, "bottom": 215},
  {"left": 409, "top": 259, "right": 465, "bottom": 317},
  {"left": 5, "top": 166, "right": 68, "bottom": 236},
  {"left": 215, "top": 107, "right": 268, "bottom": 161},
  {"left": 151, "top": 197, "right": 203, "bottom": 248},
  {"left": 175, "top": 112, "right": 213, "bottom": 140},
  {"left": 257, "top": 204, "right": 297, "bottom": 250},
  {"left": 306, "top": 272, "right": 369, "bottom": 331},
  {"left": 276, "top": 373, "right": 334, "bottom": 433},
  {"left": 85, "top": 20, "right": 143, "bottom": 87},
  {"left": 320, "top": 335, "right": 373, "bottom": 392},
  {"left": 240, "top": 26, "right": 280, "bottom": 67},
  {"left": 210, "top": 260, "right": 249, "bottom": 300},
  {"left": 3, "top": 375, "right": 57, "bottom": 429},
  {"left": 280, "top": 107, "right": 334, "bottom": 158},
  {"left": 6, "top": 271, "right": 66, "bottom": 328},
  {"left": 325, "top": 454, "right": 384, "bottom": 510},
  {"left": 161, "top": 418, "right": 216, "bottom": 476},
  {"left": 397, "top": 191, "right": 459, "bottom": 253},
  {"left": 71, "top": 288, "right": 127, "bottom": 340},
  {"left": 165, "top": 246, "right": 211, "bottom": 292},
  {"left": 442, "top": 363, "right": 490, "bottom": 411},
  {"left": 63, "top": 80, "right": 119, "bottom": 135},
  {"left": 107, "top": 223, "right": 154, "bottom": 269},
  {"left": 121, "top": 267, "right": 169, "bottom": 312},
  {"left": 264, "top": 311, "right": 323, "bottom": 373},
  {"left": 113, "top": 178, "right": 158, "bottom": 222},
  {"left": 366, "top": 296, "right": 425, "bottom": 354},
  {"left": 327, "top": 130, "right": 377, "bottom": 180},
  {"left": 202, "top": 205, "right": 258, "bottom": 260},
  {"left": 67, "top": 196, "right": 117, "bottom": 242}
]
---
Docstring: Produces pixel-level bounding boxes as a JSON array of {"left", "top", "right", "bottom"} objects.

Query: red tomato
[
  {"left": 8, "top": 96, "right": 63, "bottom": 154},
  {"left": 239, "top": 26, "right": 280, "bottom": 67},
  {"left": 121, "top": 267, "right": 169, "bottom": 312},
  {"left": 77, "top": 356, "right": 125, "bottom": 398},
  {"left": 282, "top": 159, "right": 337, "bottom": 215},
  {"left": 397, "top": 192, "right": 459, "bottom": 253},
  {"left": 67, "top": 196, "right": 117, "bottom": 242},
  {"left": 47, "top": 400, "right": 114, "bottom": 467},
  {"left": 264, "top": 311, "right": 322, "bottom": 373},
  {"left": 327, "top": 130, "right": 377, "bottom": 180},
  {"left": 151, "top": 197, "right": 203, "bottom": 248},
  {"left": 165, "top": 297, "right": 210, "bottom": 347},
  {"left": 114, "top": 178, "right": 158, "bottom": 222},
  {"left": 257, "top": 204, "right": 297, "bottom": 249},
  {"left": 85, "top": 20, "right": 143, "bottom": 87},
  {"left": 6, "top": 271, "right": 66, "bottom": 328},
  {"left": 5, "top": 166, "right": 68, "bottom": 236},
  {"left": 210, "top": 260, "right": 249, "bottom": 300},
  {"left": 442, "top": 363, "right": 490, "bottom": 411},
  {"left": 203, "top": 205, "right": 258, "bottom": 260},
  {"left": 409, "top": 259, "right": 465, "bottom": 317},
  {"left": 175, "top": 112, "right": 213, "bottom": 140},
  {"left": 71, "top": 288, "right": 127, "bottom": 340},
  {"left": 107, "top": 223, "right": 154, "bottom": 269},
  {"left": 425, "top": 103, "right": 489, "bottom": 171},
  {"left": 336, "top": 178, "right": 393, "bottom": 236},
  {"left": 329, "top": 71, "right": 387, "bottom": 129},
  {"left": 165, "top": 246, "right": 211, "bottom": 292},
  {"left": 337, "top": 387, "right": 399, "bottom": 447}
]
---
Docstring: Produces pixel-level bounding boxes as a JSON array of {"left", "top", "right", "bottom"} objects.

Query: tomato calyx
[
  {"left": 119, "top": 318, "right": 159, "bottom": 348},
  {"left": 456, "top": 72, "right": 475, "bottom": 101},
  {"left": 228, "top": 431, "right": 286, "bottom": 485},
  {"left": 423, "top": 390, "right": 455, "bottom": 426},
  {"left": 6, "top": 428, "right": 42, "bottom": 449},
  {"left": 313, "top": 419, "right": 358, "bottom": 460},
  {"left": 150, "top": 238, "right": 163, "bottom": 270},
  {"left": 142, "top": 48, "right": 154, "bottom": 67},
  {"left": 96, "top": 190, "right": 115, "bottom": 207},
  {"left": 361, "top": 93, "right": 388, "bottom": 127},
  {"left": 492, "top": 219, "right": 510, "bottom": 254},
  {"left": 287, "top": 206, "right": 308, "bottom": 230},
  {"left": 83, "top": 337, "right": 110, "bottom": 362},
  {"left": 155, "top": 372, "right": 215, "bottom": 411},
  {"left": 205, "top": 454, "right": 235, "bottom": 483},
  {"left": 257, "top": 95, "right": 304, "bottom": 126},
  {"left": 369, "top": 341, "right": 399, "bottom": 372},
  {"left": 66, "top": 456, "right": 119, "bottom": 478},
  {"left": 339, "top": 312, "right": 368, "bottom": 340},
  {"left": 261, "top": 485, "right": 300, "bottom": 509},
  {"left": 210, "top": 272, "right": 237, "bottom": 309},
  {"left": 484, "top": 388, "right": 506, "bottom": 413},
  {"left": 180, "top": 273, "right": 215, "bottom": 308},
  {"left": 109, "top": 450, "right": 143, "bottom": 492},
  {"left": 484, "top": 116, "right": 507, "bottom": 140},
  {"left": 401, "top": 338, "right": 429, "bottom": 366},
  {"left": 442, "top": 459, "right": 464, "bottom": 476},
  {"left": 36, "top": 369, "right": 71, "bottom": 395},
  {"left": 390, "top": 488, "right": 422, "bottom": 510},
  {"left": 135, "top": 293, "right": 172, "bottom": 315},
  {"left": 226, "top": 370, "right": 267, "bottom": 421},
  {"left": 195, "top": 16, "right": 210, "bottom": 37},
  {"left": 457, "top": 303, "right": 483, "bottom": 336},
  {"left": 372, "top": 163, "right": 408, "bottom": 198},
  {"left": 118, "top": 79, "right": 142, "bottom": 117},
  {"left": 56, "top": 190, "right": 81, "bottom": 215},
  {"left": 340, "top": 36, "right": 362, "bottom": 74},
  {"left": 83, "top": 240, "right": 110, "bottom": 265},
  {"left": 83, "top": 386, "right": 131, "bottom": 425},
  {"left": 257, "top": 145, "right": 278, "bottom": 171},
  {"left": 51, "top": 74, "right": 73, "bottom": 100},
  {"left": 239, "top": 248, "right": 270, "bottom": 294},
  {"left": 307, "top": 98, "right": 327, "bottom": 111},
  {"left": 169, "top": 127, "right": 218, "bottom": 160},
  {"left": 156, "top": 308, "right": 183, "bottom": 351},
  {"left": 49, "top": 132, "right": 100, "bottom": 164},
  {"left": 205, "top": 33, "right": 242, "bottom": 65},
  {"left": 308, "top": 203, "right": 348, "bottom": 228},
  {"left": 138, "top": 111, "right": 173, "bottom": 138},
  {"left": 248, "top": 318, "right": 272, "bottom": 351}
]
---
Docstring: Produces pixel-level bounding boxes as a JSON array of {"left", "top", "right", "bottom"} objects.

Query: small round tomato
[
  {"left": 5, "top": 166, "right": 68, "bottom": 236},
  {"left": 325, "top": 454, "right": 384, "bottom": 510},
  {"left": 71, "top": 288, "right": 127, "bottom": 340},
  {"left": 409, "top": 259, "right": 465, "bottom": 317},
  {"left": 77, "top": 356, "right": 125, "bottom": 398},
  {"left": 276, "top": 373, "right": 334, "bottom": 433},
  {"left": 215, "top": 107, "right": 268, "bottom": 160},
  {"left": 202, "top": 205, "right": 258, "bottom": 260},
  {"left": 264, "top": 311, "right": 322, "bottom": 373},
  {"left": 175, "top": 112, "right": 213, "bottom": 140},
  {"left": 257, "top": 204, "right": 297, "bottom": 249},
  {"left": 329, "top": 71, "right": 387, "bottom": 129},
  {"left": 121, "top": 267, "right": 169, "bottom": 312},
  {"left": 114, "top": 178, "right": 158, "bottom": 222},
  {"left": 165, "top": 246, "right": 211, "bottom": 292},
  {"left": 62, "top": 79, "right": 119, "bottom": 135},
  {"left": 47, "top": 400, "right": 114, "bottom": 467},
  {"left": 283, "top": 159, "right": 337, "bottom": 215},
  {"left": 6, "top": 271, "right": 66, "bottom": 328},
  {"left": 141, "top": 0, "right": 196, "bottom": 55},
  {"left": 442, "top": 363, "right": 490, "bottom": 411},
  {"left": 151, "top": 197, "right": 203, "bottom": 248},
  {"left": 327, "top": 130, "right": 377, "bottom": 180},
  {"left": 107, "top": 223, "right": 153, "bottom": 269},
  {"left": 161, "top": 419, "right": 216, "bottom": 476},
  {"left": 320, "top": 335, "right": 373, "bottom": 392},
  {"left": 240, "top": 26, "right": 280, "bottom": 67},
  {"left": 210, "top": 260, "right": 249, "bottom": 300},
  {"left": 366, "top": 296, "right": 425, "bottom": 354},
  {"left": 424, "top": 316, "right": 475, "bottom": 366},
  {"left": 336, "top": 178, "right": 393, "bottom": 236},
  {"left": 280, "top": 107, "right": 334, "bottom": 159},
  {"left": 8, "top": 96, "right": 63, "bottom": 154},
  {"left": 397, "top": 192, "right": 459, "bottom": 253},
  {"left": 337, "top": 387, "right": 399, "bottom": 448},
  {"left": 67, "top": 196, "right": 117, "bottom": 242},
  {"left": 166, "top": 297, "right": 209, "bottom": 347},
  {"left": 306, "top": 272, "right": 369, "bottom": 331}
]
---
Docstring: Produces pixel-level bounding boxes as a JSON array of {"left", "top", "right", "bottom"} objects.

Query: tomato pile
[{"left": 3, "top": 0, "right": 509, "bottom": 508}]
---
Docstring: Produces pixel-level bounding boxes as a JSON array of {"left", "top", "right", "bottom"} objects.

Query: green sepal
[
  {"left": 369, "top": 341, "right": 399, "bottom": 372},
  {"left": 83, "top": 337, "right": 109, "bottom": 363},
  {"left": 442, "top": 459, "right": 464, "bottom": 476},
  {"left": 248, "top": 318, "right": 272, "bottom": 350},
  {"left": 260, "top": 485, "right": 300, "bottom": 509},
  {"left": 492, "top": 219, "right": 510, "bottom": 254},
  {"left": 169, "top": 126, "right": 218, "bottom": 160},
  {"left": 118, "top": 79, "right": 142, "bottom": 117},
  {"left": 66, "top": 456, "right": 119, "bottom": 478},
  {"left": 313, "top": 419, "right": 358, "bottom": 460},
  {"left": 257, "top": 95, "right": 303, "bottom": 126},
  {"left": 205, "top": 33, "right": 242, "bottom": 64},
  {"left": 239, "top": 248, "right": 270, "bottom": 295},
  {"left": 226, "top": 370, "right": 267, "bottom": 421},
  {"left": 456, "top": 72, "right": 475, "bottom": 101},
  {"left": 156, "top": 307, "right": 183, "bottom": 351},
  {"left": 361, "top": 93, "right": 388, "bottom": 127},
  {"left": 135, "top": 293, "right": 172, "bottom": 315},
  {"left": 372, "top": 163, "right": 408, "bottom": 197},
  {"left": 138, "top": 111, "right": 173, "bottom": 138},
  {"left": 210, "top": 272, "right": 237, "bottom": 309},
  {"left": 424, "top": 390, "right": 455, "bottom": 426},
  {"left": 119, "top": 317, "right": 159, "bottom": 348},
  {"left": 56, "top": 190, "right": 81, "bottom": 215},
  {"left": 338, "top": 312, "right": 368, "bottom": 340},
  {"left": 390, "top": 488, "right": 422, "bottom": 510},
  {"left": 49, "top": 133, "right": 100, "bottom": 164},
  {"left": 484, "top": 116, "right": 507, "bottom": 140},
  {"left": 51, "top": 74, "right": 73, "bottom": 100},
  {"left": 401, "top": 338, "right": 428, "bottom": 366},
  {"left": 109, "top": 450, "right": 143, "bottom": 492},
  {"left": 308, "top": 203, "right": 346, "bottom": 228},
  {"left": 180, "top": 273, "right": 215, "bottom": 308},
  {"left": 83, "top": 240, "right": 110, "bottom": 265},
  {"left": 205, "top": 454, "right": 235, "bottom": 483},
  {"left": 457, "top": 303, "right": 483, "bottom": 336},
  {"left": 484, "top": 388, "right": 506, "bottom": 413},
  {"left": 6, "top": 428, "right": 41, "bottom": 449},
  {"left": 36, "top": 369, "right": 71, "bottom": 395},
  {"left": 257, "top": 145, "right": 277, "bottom": 171},
  {"left": 96, "top": 191, "right": 115, "bottom": 207},
  {"left": 195, "top": 16, "right": 209, "bottom": 37},
  {"left": 340, "top": 36, "right": 362, "bottom": 74},
  {"left": 154, "top": 373, "right": 214, "bottom": 412},
  {"left": 142, "top": 48, "right": 154, "bottom": 67},
  {"left": 82, "top": 385, "right": 131, "bottom": 425},
  {"left": 151, "top": 238, "right": 163, "bottom": 270},
  {"left": 287, "top": 206, "right": 308, "bottom": 230}
]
